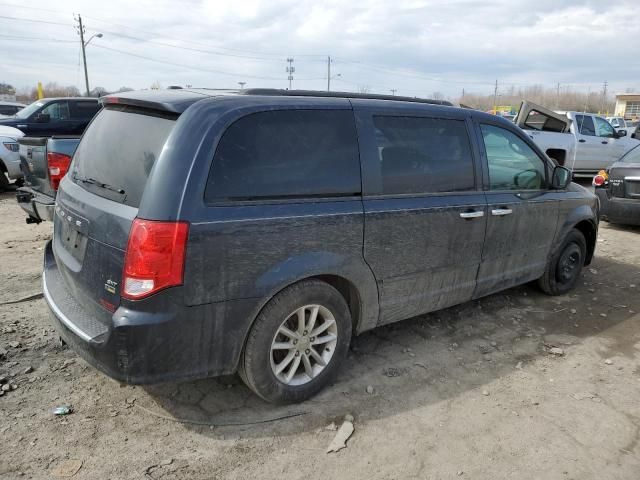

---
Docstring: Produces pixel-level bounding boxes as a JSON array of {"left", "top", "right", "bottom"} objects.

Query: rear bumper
[
  {"left": 16, "top": 187, "right": 54, "bottom": 223},
  {"left": 596, "top": 189, "right": 640, "bottom": 225},
  {"left": 43, "top": 240, "right": 258, "bottom": 384}
]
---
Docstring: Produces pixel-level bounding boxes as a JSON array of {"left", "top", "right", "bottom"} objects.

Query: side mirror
[
  {"left": 35, "top": 113, "right": 50, "bottom": 123},
  {"left": 552, "top": 165, "right": 571, "bottom": 189},
  {"left": 617, "top": 129, "right": 627, "bottom": 137}
]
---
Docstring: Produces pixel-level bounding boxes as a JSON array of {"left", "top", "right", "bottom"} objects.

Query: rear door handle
[
  {"left": 17, "top": 124, "right": 27, "bottom": 129},
  {"left": 578, "top": 139, "right": 586, "bottom": 143},
  {"left": 459, "top": 210, "right": 484, "bottom": 219},
  {"left": 601, "top": 141, "right": 608, "bottom": 144},
  {"left": 491, "top": 208, "right": 513, "bottom": 216}
]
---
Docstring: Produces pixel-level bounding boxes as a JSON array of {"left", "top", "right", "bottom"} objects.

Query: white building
[{"left": 614, "top": 93, "right": 640, "bottom": 119}]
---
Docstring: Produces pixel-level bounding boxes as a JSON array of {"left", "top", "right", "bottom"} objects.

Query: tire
[
  {"left": 0, "top": 171, "right": 9, "bottom": 191},
  {"left": 239, "top": 279, "right": 352, "bottom": 403},
  {"left": 538, "top": 229, "right": 587, "bottom": 296}
]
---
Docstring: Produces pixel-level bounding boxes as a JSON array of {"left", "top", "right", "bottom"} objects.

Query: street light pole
[
  {"left": 77, "top": 15, "right": 90, "bottom": 96},
  {"left": 75, "top": 15, "right": 102, "bottom": 97}
]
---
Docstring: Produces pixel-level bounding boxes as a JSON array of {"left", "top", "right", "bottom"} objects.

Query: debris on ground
[
  {"left": 326, "top": 419, "right": 355, "bottom": 453},
  {"left": 546, "top": 346, "right": 565, "bottom": 356},
  {"left": 482, "top": 390, "right": 489, "bottom": 396},
  {"left": 325, "top": 422, "right": 337, "bottom": 431},
  {"left": 51, "top": 459, "right": 83, "bottom": 478},
  {"left": 366, "top": 385, "right": 374, "bottom": 394},
  {"left": 52, "top": 405, "right": 74, "bottom": 416},
  {"left": 604, "top": 359, "right": 613, "bottom": 365}
]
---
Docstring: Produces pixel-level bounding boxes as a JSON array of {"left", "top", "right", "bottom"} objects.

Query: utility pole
[
  {"left": 390, "top": 89, "right": 397, "bottom": 96},
  {"left": 493, "top": 79, "right": 498, "bottom": 113},
  {"left": 286, "top": 57, "right": 295, "bottom": 90},
  {"left": 75, "top": 14, "right": 90, "bottom": 96},
  {"left": 556, "top": 82, "right": 560, "bottom": 109},
  {"left": 327, "top": 56, "right": 331, "bottom": 92},
  {"left": 601, "top": 80, "right": 608, "bottom": 114},
  {"left": 461, "top": 88, "right": 465, "bottom": 99}
]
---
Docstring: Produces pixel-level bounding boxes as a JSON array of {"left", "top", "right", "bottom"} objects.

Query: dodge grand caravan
[{"left": 44, "top": 89, "right": 598, "bottom": 403}]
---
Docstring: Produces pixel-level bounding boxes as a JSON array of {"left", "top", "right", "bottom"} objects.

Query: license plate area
[
  {"left": 626, "top": 179, "right": 640, "bottom": 198},
  {"left": 56, "top": 206, "right": 89, "bottom": 263}
]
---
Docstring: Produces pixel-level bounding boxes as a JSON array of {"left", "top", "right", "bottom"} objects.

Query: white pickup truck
[{"left": 515, "top": 101, "right": 640, "bottom": 177}]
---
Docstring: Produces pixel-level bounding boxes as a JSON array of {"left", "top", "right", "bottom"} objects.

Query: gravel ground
[{"left": 1, "top": 186, "right": 639, "bottom": 480}]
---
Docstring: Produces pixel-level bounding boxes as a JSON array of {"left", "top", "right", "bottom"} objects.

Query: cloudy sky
[{"left": 1, "top": 0, "right": 639, "bottom": 98}]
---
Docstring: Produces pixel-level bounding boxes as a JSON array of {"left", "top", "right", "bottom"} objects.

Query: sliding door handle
[
  {"left": 491, "top": 208, "right": 513, "bottom": 216},
  {"left": 460, "top": 210, "right": 484, "bottom": 219}
]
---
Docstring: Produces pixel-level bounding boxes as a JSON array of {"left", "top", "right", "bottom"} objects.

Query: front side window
[
  {"left": 575, "top": 114, "right": 596, "bottom": 136},
  {"left": 41, "top": 101, "right": 70, "bottom": 120},
  {"left": 206, "top": 110, "right": 360, "bottom": 201},
  {"left": 594, "top": 117, "right": 616, "bottom": 138},
  {"left": 371, "top": 115, "right": 475, "bottom": 194},
  {"left": 480, "top": 124, "right": 547, "bottom": 191}
]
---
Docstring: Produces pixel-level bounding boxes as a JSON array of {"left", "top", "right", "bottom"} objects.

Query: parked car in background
[
  {"left": 606, "top": 116, "right": 634, "bottom": 133},
  {"left": 43, "top": 88, "right": 598, "bottom": 403},
  {"left": 594, "top": 144, "right": 640, "bottom": 226},
  {"left": 16, "top": 136, "right": 79, "bottom": 222},
  {"left": 0, "top": 125, "right": 25, "bottom": 190},
  {"left": 516, "top": 101, "right": 640, "bottom": 176},
  {"left": 0, "top": 98, "right": 101, "bottom": 136},
  {"left": 0, "top": 101, "right": 26, "bottom": 118}
]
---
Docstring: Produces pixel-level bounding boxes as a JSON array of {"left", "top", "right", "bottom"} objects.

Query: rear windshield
[{"left": 70, "top": 106, "right": 176, "bottom": 207}]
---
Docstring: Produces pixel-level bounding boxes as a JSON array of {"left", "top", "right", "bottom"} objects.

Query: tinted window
[
  {"left": 575, "top": 114, "right": 596, "bottom": 136},
  {"left": 15, "top": 101, "right": 44, "bottom": 119},
  {"left": 371, "top": 116, "right": 475, "bottom": 194},
  {"left": 71, "top": 106, "right": 176, "bottom": 207},
  {"left": 480, "top": 124, "right": 547, "bottom": 190},
  {"left": 594, "top": 117, "right": 616, "bottom": 138},
  {"left": 41, "top": 101, "right": 70, "bottom": 120},
  {"left": 0, "top": 105, "right": 21, "bottom": 115},
  {"left": 206, "top": 110, "right": 360, "bottom": 201},
  {"left": 622, "top": 145, "right": 640, "bottom": 163},
  {"left": 70, "top": 100, "right": 101, "bottom": 119}
]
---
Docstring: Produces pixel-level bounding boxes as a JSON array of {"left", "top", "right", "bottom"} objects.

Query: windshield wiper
[{"left": 72, "top": 174, "right": 125, "bottom": 195}]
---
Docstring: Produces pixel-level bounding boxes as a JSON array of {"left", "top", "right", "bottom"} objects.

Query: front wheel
[
  {"left": 538, "top": 229, "right": 587, "bottom": 295},
  {"left": 239, "top": 280, "right": 352, "bottom": 403}
]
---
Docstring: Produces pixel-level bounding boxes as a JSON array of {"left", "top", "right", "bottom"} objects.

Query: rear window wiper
[{"left": 72, "top": 173, "right": 125, "bottom": 195}]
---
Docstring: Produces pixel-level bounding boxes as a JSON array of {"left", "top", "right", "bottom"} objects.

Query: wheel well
[
  {"left": 314, "top": 275, "right": 362, "bottom": 334},
  {"left": 0, "top": 159, "right": 7, "bottom": 173},
  {"left": 546, "top": 149, "right": 566, "bottom": 166},
  {"left": 574, "top": 220, "right": 596, "bottom": 265}
]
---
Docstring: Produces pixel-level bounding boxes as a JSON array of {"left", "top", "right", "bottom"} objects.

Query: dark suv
[
  {"left": 0, "top": 97, "right": 101, "bottom": 136},
  {"left": 44, "top": 89, "right": 598, "bottom": 403}
]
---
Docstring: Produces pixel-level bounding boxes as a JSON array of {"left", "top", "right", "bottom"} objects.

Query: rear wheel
[
  {"left": 538, "top": 229, "right": 587, "bottom": 295},
  {"left": 239, "top": 280, "right": 352, "bottom": 403}
]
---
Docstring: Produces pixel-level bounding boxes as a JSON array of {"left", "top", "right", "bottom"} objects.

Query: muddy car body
[{"left": 44, "top": 89, "right": 598, "bottom": 403}]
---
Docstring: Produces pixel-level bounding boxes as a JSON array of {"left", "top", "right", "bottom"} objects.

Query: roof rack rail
[{"left": 240, "top": 88, "right": 453, "bottom": 106}]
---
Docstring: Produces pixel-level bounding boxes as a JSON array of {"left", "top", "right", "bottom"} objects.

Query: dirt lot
[{"left": 1, "top": 186, "right": 640, "bottom": 480}]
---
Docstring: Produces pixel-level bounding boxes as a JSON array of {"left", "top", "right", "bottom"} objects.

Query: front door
[
  {"left": 474, "top": 122, "right": 559, "bottom": 298},
  {"left": 594, "top": 116, "right": 627, "bottom": 165},
  {"left": 354, "top": 104, "right": 487, "bottom": 325},
  {"left": 572, "top": 114, "right": 603, "bottom": 173}
]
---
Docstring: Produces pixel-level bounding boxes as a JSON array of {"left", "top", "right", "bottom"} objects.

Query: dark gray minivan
[{"left": 44, "top": 89, "right": 598, "bottom": 403}]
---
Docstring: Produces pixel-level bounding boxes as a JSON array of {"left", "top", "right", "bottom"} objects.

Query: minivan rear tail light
[
  {"left": 122, "top": 219, "right": 189, "bottom": 300},
  {"left": 47, "top": 152, "right": 72, "bottom": 191}
]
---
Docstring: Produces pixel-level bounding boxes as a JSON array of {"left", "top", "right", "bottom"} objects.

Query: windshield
[
  {"left": 621, "top": 145, "right": 640, "bottom": 163},
  {"left": 14, "top": 100, "right": 45, "bottom": 119}
]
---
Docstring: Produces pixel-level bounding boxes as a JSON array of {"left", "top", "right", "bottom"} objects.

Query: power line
[
  {"left": 90, "top": 44, "right": 322, "bottom": 82},
  {"left": 0, "top": 33, "right": 76, "bottom": 42},
  {"left": 0, "top": 14, "right": 71, "bottom": 27}
]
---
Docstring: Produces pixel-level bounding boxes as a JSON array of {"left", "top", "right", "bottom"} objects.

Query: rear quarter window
[
  {"left": 205, "top": 109, "right": 361, "bottom": 201},
  {"left": 70, "top": 106, "right": 176, "bottom": 208}
]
